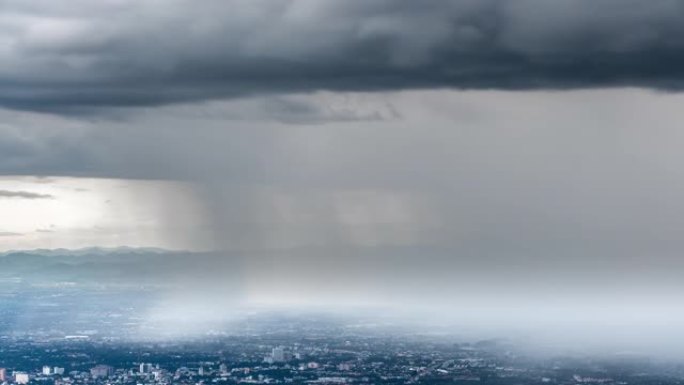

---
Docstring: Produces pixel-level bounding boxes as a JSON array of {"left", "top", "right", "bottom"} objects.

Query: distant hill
[
  {"left": 0, "top": 247, "right": 234, "bottom": 288},
  {"left": 0, "top": 246, "right": 172, "bottom": 258}
]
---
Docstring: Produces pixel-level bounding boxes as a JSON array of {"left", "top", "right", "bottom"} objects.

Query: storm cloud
[{"left": 2, "top": 0, "right": 684, "bottom": 111}]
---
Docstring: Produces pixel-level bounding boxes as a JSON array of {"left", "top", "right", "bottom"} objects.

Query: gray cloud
[
  {"left": 1, "top": 0, "right": 684, "bottom": 111},
  {"left": 0, "top": 231, "right": 22, "bottom": 237},
  {"left": 0, "top": 190, "right": 53, "bottom": 199}
]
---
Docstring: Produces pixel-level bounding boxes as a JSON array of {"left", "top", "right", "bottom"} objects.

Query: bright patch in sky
[{"left": 0, "top": 176, "right": 208, "bottom": 251}]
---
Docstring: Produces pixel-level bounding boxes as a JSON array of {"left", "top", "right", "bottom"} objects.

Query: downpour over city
[{"left": 1, "top": 2, "right": 684, "bottom": 385}]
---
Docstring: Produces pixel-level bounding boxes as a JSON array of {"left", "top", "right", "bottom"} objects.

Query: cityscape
[
  {"left": 1, "top": 319, "right": 683, "bottom": 385},
  {"left": 0, "top": 249, "right": 682, "bottom": 385}
]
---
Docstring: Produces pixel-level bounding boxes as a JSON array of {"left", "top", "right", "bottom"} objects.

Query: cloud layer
[{"left": 2, "top": 0, "right": 684, "bottom": 110}]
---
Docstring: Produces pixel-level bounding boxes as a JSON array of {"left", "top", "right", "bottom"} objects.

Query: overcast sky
[{"left": 3, "top": 0, "right": 684, "bottom": 350}]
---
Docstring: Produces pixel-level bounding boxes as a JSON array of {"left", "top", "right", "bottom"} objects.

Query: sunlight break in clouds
[{"left": 0, "top": 176, "right": 210, "bottom": 251}]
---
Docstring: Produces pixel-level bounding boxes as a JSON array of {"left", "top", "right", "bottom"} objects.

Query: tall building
[
  {"left": 53, "top": 367, "right": 65, "bottom": 375},
  {"left": 0, "top": 368, "right": 6, "bottom": 382},
  {"left": 15, "top": 372, "right": 29, "bottom": 385},
  {"left": 272, "top": 347, "right": 285, "bottom": 362},
  {"left": 43, "top": 366, "right": 52, "bottom": 375},
  {"left": 90, "top": 365, "right": 114, "bottom": 379},
  {"left": 264, "top": 346, "right": 291, "bottom": 364}
]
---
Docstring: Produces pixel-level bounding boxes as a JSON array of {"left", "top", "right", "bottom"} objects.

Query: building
[
  {"left": 43, "top": 366, "right": 52, "bottom": 375},
  {"left": 53, "top": 367, "right": 65, "bottom": 375},
  {"left": 265, "top": 346, "right": 292, "bottom": 363},
  {"left": 0, "top": 368, "right": 6, "bottom": 382},
  {"left": 139, "top": 363, "right": 153, "bottom": 374},
  {"left": 15, "top": 372, "right": 29, "bottom": 384},
  {"left": 272, "top": 347, "right": 286, "bottom": 362},
  {"left": 90, "top": 365, "right": 114, "bottom": 379}
]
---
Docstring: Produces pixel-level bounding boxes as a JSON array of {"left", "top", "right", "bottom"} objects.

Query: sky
[
  {"left": 0, "top": 176, "right": 208, "bottom": 250},
  {"left": 3, "top": 0, "right": 684, "bottom": 351}
]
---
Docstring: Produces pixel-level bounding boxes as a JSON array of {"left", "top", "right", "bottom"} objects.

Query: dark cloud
[
  {"left": 0, "top": 190, "right": 53, "bottom": 199},
  {"left": 1, "top": 0, "right": 684, "bottom": 111}
]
